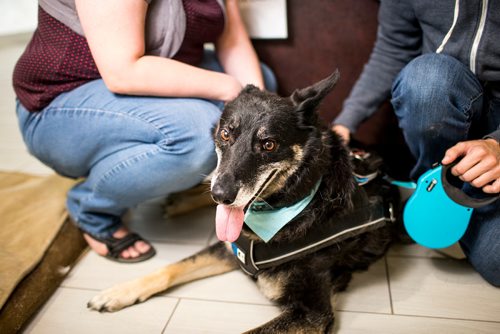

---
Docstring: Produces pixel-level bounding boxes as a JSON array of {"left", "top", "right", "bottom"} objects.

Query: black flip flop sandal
[{"left": 91, "top": 232, "right": 156, "bottom": 263}]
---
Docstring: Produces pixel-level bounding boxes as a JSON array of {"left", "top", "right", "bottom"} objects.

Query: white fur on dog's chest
[
  {"left": 225, "top": 241, "right": 284, "bottom": 301},
  {"left": 256, "top": 272, "right": 285, "bottom": 301}
]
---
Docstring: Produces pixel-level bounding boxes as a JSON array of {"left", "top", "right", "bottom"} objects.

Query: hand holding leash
[
  {"left": 442, "top": 138, "right": 500, "bottom": 194},
  {"left": 403, "top": 159, "right": 499, "bottom": 249}
]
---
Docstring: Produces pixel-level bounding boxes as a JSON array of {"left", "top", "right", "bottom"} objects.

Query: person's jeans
[
  {"left": 16, "top": 50, "right": 277, "bottom": 239},
  {"left": 391, "top": 53, "right": 500, "bottom": 286}
]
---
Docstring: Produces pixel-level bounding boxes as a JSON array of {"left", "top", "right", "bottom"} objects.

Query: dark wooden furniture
[{"left": 253, "top": 0, "right": 414, "bottom": 178}]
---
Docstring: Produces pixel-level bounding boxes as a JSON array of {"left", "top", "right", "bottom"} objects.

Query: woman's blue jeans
[
  {"left": 16, "top": 50, "right": 277, "bottom": 239},
  {"left": 392, "top": 53, "right": 500, "bottom": 286}
]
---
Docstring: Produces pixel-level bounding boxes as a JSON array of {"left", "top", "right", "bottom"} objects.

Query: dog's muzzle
[{"left": 211, "top": 174, "right": 238, "bottom": 205}]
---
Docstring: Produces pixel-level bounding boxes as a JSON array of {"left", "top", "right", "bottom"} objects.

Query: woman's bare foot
[{"left": 83, "top": 227, "right": 152, "bottom": 260}]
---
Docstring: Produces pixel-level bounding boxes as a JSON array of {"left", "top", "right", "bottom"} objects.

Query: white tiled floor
[{"left": 2, "top": 35, "right": 500, "bottom": 334}]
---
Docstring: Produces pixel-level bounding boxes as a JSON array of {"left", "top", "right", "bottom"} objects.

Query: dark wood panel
[
  {"left": 253, "top": 0, "right": 379, "bottom": 123},
  {"left": 253, "top": 0, "right": 414, "bottom": 178}
]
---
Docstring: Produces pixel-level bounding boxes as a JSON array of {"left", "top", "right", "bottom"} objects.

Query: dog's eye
[
  {"left": 220, "top": 129, "right": 230, "bottom": 141},
  {"left": 262, "top": 140, "right": 277, "bottom": 152}
]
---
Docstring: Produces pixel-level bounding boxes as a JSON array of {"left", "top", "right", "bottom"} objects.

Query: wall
[
  {"left": 0, "top": 0, "right": 287, "bottom": 37},
  {"left": 0, "top": 1, "right": 37, "bottom": 36}
]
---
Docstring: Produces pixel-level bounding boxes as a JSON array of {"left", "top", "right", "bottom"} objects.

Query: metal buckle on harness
[
  {"left": 388, "top": 202, "right": 396, "bottom": 222},
  {"left": 350, "top": 148, "right": 383, "bottom": 186}
]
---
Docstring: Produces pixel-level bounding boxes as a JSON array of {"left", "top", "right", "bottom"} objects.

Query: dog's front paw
[{"left": 88, "top": 282, "right": 143, "bottom": 312}]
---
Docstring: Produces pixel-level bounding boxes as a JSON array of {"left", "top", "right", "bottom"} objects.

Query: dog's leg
[
  {"left": 244, "top": 309, "right": 333, "bottom": 334},
  {"left": 247, "top": 269, "right": 334, "bottom": 334},
  {"left": 88, "top": 242, "right": 237, "bottom": 312}
]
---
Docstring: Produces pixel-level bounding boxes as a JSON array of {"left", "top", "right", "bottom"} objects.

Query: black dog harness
[{"left": 231, "top": 186, "right": 396, "bottom": 277}]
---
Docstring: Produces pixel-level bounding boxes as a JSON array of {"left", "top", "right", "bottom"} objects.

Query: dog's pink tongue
[{"left": 215, "top": 204, "right": 245, "bottom": 242}]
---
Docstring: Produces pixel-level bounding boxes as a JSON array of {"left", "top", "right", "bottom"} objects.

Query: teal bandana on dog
[{"left": 244, "top": 180, "right": 322, "bottom": 243}]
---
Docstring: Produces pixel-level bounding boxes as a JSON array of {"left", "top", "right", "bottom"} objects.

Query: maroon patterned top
[
  {"left": 173, "top": 0, "right": 225, "bottom": 65},
  {"left": 13, "top": 8, "right": 100, "bottom": 112},
  {"left": 13, "top": 1, "right": 225, "bottom": 112}
]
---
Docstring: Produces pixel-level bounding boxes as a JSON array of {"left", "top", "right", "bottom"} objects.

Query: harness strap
[{"left": 232, "top": 189, "right": 392, "bottom": 278}]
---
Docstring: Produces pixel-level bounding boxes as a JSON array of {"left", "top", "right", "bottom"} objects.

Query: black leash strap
[{"left": 441, "top": 162, "right": 499, "bottom": 208}]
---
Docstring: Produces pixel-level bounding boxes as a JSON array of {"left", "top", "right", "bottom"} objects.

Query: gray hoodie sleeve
[
  {"left": 485, "top": 130, "right": 500, "bottom": 144},
  {"left": 333, "top": 0, "right": 422, "bottom": 133}
]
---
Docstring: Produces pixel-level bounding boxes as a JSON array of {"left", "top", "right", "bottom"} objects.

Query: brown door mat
[
  {"left": 0, "top": 171, "right": 86, "bottom": 333},
  {"left": 0, "top": 218, "right": 87, "bottom": 334}
]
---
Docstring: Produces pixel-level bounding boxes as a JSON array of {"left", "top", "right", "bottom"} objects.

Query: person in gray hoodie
[{"left": 332, "top": 0, "right": 499, "bottom": 286}]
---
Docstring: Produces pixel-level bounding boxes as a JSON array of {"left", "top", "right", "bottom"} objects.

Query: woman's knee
[
  {"left": 261, "top": 63, "right": 278, "bottom": 93},
  {"left": 156, "top": 100, "right": 219, "bottom": 175},
  {"left": 183, "top": 132, "right": 217, "bottom": 177}
]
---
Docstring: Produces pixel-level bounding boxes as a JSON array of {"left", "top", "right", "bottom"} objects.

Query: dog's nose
[{"left": 211, "top": 183, "right": 237, "bottom": 205}]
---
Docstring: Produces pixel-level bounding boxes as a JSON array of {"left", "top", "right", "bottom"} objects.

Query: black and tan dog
[{"left": 88, "top": 72, "right": 398, "bottom": 333}]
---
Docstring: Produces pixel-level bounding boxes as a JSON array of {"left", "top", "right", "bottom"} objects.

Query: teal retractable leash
[
  {"left": 403, "top": 162, "right": 499, "bottom": 249},
  {"left": 347, "top": 148, "right": 499, "bottom": 249}
]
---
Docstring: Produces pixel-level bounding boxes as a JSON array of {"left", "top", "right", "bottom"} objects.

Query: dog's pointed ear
[{"left": 291, "top": 70, "right": 340, "bottom": 121}]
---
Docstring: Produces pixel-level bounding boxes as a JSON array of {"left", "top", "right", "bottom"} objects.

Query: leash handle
[{"left": 441, "top": 161, "right": 499, "bottom": 209}]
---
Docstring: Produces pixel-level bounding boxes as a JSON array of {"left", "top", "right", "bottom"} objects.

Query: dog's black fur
[
  {"left": 88, "top": 72, "right": 399, "bottom": 333},
  {"left": 208, "top": 71, "right": 397, "bottom": 333}
]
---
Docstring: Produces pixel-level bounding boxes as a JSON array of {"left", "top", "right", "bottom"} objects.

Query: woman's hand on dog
[
  {"left": 222, "top": 76, "right": 244, "bottom": 102},
  {"left": 442, "top": 138, "right": 500, "bottom": 194}
]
